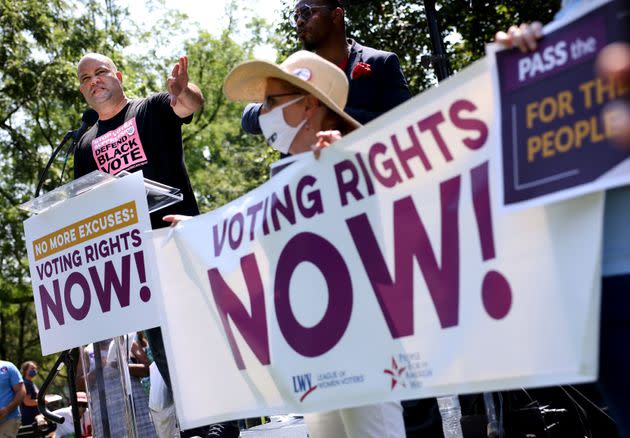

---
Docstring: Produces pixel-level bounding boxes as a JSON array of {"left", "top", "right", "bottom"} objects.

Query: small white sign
[{"left": 24, "top": 172, "right": 161, "bottom": 355}]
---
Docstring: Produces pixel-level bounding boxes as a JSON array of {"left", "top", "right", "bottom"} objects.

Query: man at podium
[
  {"left": 73, "top": 53, "right": 203, "bottom": 230},
  {"left": 72, "top": 52, "right": 204, "bottom": 427}
]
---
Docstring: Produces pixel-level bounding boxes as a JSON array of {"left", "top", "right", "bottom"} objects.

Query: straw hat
[{"left": 224, "top": 50, "right": 360, "bottom": 129}]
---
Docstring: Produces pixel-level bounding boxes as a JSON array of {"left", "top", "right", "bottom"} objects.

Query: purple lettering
[
  {"left": 296, "top": 175, "right": 323, "bottom": 218},
  {"left": 334, "top": 158, "right": 363, "bottom": 207},
  {"left": 449, "top": 99, "right": 488, "bottom": 150},
  {"left": 355, "top": 152, "right": 375, "bottom": 196},
  {"left": 64, "top": 272, "right": 91, "bottom": 321},
  {"left": 131, "top": 228, "right": 142, "bottom": 247},
  {"left": 89, "top": 254, "right": 131, "bottom": 312},
  {"left": 418, "top": 111, "right": 453, "bottom": 162},
  {"left": 212, "top": 220, "right": 228, "bottom": 257},
  {"left": 228, "top": 212, "right": 244, "bottom": 250},
  {"left": 262, "top": 197, "right": 270, "bottom": 236},
  {"left": 208, "top": 253, "right": 270, "bottom": 370},
  {"left": 36, "top": 263, "right": 45, "bottom": 281},
  {"left": 275, "top": 232, "right": 353, "bottom": 357},
  {"left": 270, "top": 185, "right": 296, "bottom": 231},
  {"left": 246, "top": 201, "right": 263, "bottom": 241},
  {"left": 39, "top": 280, "right": 65, "bottom": 330},
  {"left": 369, "top": 142, "right": 403, "bottom": 188},
  {"left": 391, "top": 126, "right": 432, "bottom": 176},
  {"left": 346, "top": 175, "right": 461, "bottom": 337}
]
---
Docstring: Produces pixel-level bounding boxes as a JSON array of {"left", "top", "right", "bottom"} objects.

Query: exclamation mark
[
  {"left": 470, "top": 161, "right": 512, "bottom": 320},
  {"left": 134, "top": 251, "right": 152, "bottom": 302}
]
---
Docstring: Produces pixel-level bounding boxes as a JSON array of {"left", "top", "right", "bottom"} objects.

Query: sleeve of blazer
[
  {"left": 344, "top": 52, "right": 412, "bottom": 124},
  {"left": 380, "top": 52, "right": 412, "bottom": 110},
  {"left": 241, "top": 103, "right": 263, "bottom": 134}
]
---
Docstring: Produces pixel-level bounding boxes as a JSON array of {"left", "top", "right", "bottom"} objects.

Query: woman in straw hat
[
  {"left": 222, "top": 50, "right": 360, "bottom": 156},
  {"left": 219, "top": 50, "right": 406, "bottom": 438}
]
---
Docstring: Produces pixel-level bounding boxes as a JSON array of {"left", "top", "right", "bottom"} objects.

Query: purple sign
[{"left": 495, "top": 1, "right": 630, "bottom": 206}]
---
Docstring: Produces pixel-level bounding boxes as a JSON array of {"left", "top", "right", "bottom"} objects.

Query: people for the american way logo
[{"left": 384, "top": 357, "right": 407, "bottom": 390}]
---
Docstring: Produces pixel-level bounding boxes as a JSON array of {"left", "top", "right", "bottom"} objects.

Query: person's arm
[
  {"left": 0, "top": 382, "right": 26, "bottom": 420},
  {"left": 128, "top": 363, "right": 150, "bottom": 378},
  {"left": 241, "top": 103, "right": 263, "bottom": 134},
  {"left": 22, "top": 382, "right": 38, "bottom": 407},
  {"left": 167, "top": 55, "right": 204, "bottom": 118},
  {"left": 379, "top": 53, "right": 412, "bottom": 111}
]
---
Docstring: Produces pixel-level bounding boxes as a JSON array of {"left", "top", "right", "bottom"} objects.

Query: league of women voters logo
[
  {"left": 292, "top": 369, "right": 365, "bottom": 402},
  {"left": 91, "top": 118, "right": 147, "bottom": 175}
]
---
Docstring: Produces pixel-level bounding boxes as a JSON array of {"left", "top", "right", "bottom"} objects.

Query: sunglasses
[{"left": 289, "top": 4, "right": 334, "bottom": 27}]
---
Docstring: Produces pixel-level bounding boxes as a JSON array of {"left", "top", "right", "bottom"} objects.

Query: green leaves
[
  {"left": 0, "top": 0, "right": 129, "bottom": 369},
  {"left": 273, "top": 0, "right": 561, "bottom": 93},
  {"left": 182, "top": 30, "right": 278, "bottom": 211},
  {"left": 0, "top": 0, "right": 276, "bottom": 370}
]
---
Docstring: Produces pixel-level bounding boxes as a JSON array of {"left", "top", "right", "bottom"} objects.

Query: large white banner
[
  {"left": 152, "top": 60, "right": 604, "bottom": 429},
  {"left": 24, "top": 173, "right": 161, "bottom": 355}
]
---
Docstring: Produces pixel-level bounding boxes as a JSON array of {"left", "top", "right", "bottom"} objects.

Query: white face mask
[{"left": 259, "top": 96, "right": 306, "bottom": 154}]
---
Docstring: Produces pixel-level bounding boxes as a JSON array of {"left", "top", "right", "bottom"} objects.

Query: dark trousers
[{"left": 599, "top": 274, "right": 630, "bottom": 437}]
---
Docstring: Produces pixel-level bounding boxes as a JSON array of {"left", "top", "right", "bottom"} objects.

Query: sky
[{"left": 125, "top": 0, "right": 286, "bottom": 60}]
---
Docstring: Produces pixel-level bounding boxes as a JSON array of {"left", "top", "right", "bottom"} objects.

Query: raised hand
[{"left": 167, "top": 56, "right": 190, "bottom": 107}]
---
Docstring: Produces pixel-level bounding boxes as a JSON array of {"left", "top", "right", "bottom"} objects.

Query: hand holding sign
[{"left": 495, "top": 22, "right": 543, "bottom": 53}]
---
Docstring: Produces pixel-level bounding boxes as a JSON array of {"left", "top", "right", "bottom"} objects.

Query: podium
[
  {"left": 21, "top": 170, "right": 181, "bottom": 438},
  {"left": 20, "top": 169, "right": 183, "bottom": 215}
]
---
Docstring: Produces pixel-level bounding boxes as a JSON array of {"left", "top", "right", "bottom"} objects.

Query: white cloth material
[
  {"left": 304, "top": 401, "right": 405, "bottom": 438},
  {"left": 148, "top": 362, "right": 172, "bottom": 411},
  {"left": 52, "top": 407, "right": 91, "bottom": 437},
  {"left": 149, "top": 402, "right": 179, "bottom": 438}
]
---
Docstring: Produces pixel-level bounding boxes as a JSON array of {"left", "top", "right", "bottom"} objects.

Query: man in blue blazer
[{"left": 241, "top": 0, "right": 412, "bottom": 134}]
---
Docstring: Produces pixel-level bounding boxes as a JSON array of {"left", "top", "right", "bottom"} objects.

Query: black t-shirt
[
  {"left": 20, "top": 379, "right": 39, "bottom": 425},
  {"left": 74, "top": 93, "right": 199, "bottom": 229}
]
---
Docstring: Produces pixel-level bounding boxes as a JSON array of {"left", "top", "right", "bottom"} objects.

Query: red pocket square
[{"left": 351, "top": 62, "right": 372, "bottom": 79}]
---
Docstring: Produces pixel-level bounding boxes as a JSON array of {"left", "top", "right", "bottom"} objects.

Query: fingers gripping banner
[{"left": 151, "top": 60, "right": 603, "bottom": 429}]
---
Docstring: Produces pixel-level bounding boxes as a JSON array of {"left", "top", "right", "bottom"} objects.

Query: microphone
[
  {"left": 73, "top": 108, "right": 99, "bottom": 145},
  {"left": 35, "top": 109, "right": 99, "bottom": 197}
]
